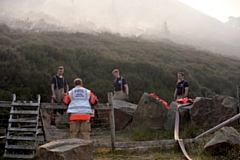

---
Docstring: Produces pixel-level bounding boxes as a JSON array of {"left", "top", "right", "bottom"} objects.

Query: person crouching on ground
[{"left": 63, "top": 78, "right": 98, "bottom": 140}]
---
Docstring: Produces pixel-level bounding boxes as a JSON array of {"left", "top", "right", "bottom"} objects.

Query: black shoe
[
  {"left": 50, "top": 120, "right": 56, "bottom": 126},
  {"left": 53, "top": 109, "right": 57, "bottom": 115},
  {"left": 58, "top": 109, "right": 64, "bottom": 115}
]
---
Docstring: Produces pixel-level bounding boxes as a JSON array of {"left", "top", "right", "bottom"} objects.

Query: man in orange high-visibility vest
[{"left": 63, "top": 78, "right": 98, "bottom": 140}]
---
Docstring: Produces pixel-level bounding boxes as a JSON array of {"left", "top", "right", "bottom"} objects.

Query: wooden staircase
[{"left": 4, "top": 94, "right": 46, "bottom": 159}]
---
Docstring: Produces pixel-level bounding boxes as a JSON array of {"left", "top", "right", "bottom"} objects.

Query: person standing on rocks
[
  {"left": 63, "top": 78, "right": 98, "bottom": 140},
  {"left": 174, "top": 72, "right": 189, "bottom": 100},
  {"left": 112, "top": 69, "right": 129, "bottom": 101}
]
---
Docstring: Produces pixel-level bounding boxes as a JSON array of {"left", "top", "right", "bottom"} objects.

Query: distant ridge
[{"left": 0, "top": 0, "right": 240, "bottom": 57}]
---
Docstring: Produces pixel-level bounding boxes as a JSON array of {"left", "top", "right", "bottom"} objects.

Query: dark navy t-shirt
[
  {"left": 51, "top": 75, "right": 67, "bottom": 90},
  {"left": 114, "top": 77, "right": 127, "bottom": 92},
  {"left": 176, "top": 80, "right": 189, "bottom": 95}
]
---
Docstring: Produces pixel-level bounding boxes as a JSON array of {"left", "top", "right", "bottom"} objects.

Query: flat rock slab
[
  {"left": 204, "top": 127, "right": 240, "bottom": 154},
  {"left": 39, "top": 138, "right": 94, "bottom": 160}
]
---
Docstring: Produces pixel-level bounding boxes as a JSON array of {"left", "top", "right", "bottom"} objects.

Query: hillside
[
  {"left": 1, "top": 0, "right": 240, "bottom": 57},
  {"left": 0, "top": 25, "right": 240, "bottom": 104}
]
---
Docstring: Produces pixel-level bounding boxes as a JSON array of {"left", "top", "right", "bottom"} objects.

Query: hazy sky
[
  {"left": 179, "top": 0, "right": 240, "bottom": 22},
  {"left": 1, "top": 0, "right": 240, "bottom": 35},
  {"left": 0, "top": 0, "right": 240, "bottom": 56}
]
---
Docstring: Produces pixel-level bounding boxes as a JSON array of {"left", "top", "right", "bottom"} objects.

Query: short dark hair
[
  {"left": 178, "top": 72, "right": 184, "bottom": 76},
  {"left": 112, "top": 69, "right": 119, "bottom": 74}
]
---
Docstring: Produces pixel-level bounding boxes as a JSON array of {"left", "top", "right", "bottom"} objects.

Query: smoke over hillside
[
  {"left": 0, "top": 0, "right": 181, "bottom": 35},
  {"left": 1, "top": 0, "right": 240, "bottom": 57}
]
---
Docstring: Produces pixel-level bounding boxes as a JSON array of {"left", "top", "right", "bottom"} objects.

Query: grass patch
[{"left": 130, "top": 128, "right": 163, "bottom": 141}]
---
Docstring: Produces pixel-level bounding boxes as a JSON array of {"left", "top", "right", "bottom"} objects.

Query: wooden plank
[
  {"left": 41, "top": 103, "right": 67, "bottom": 109},
  {"left": 41, "top": 103, "right": 111, "bottom": 110},
  {"left": 0, "top": 136, "right": 6, "bottom": 139},
  {"left": 115, "top": 139, "right": 195, "bottom": 148},
  {"left": 94, "top": 143, "right": 111, "bottom": 148},
  {"left": 0, "top": 101, "right": 12, "bottom": 108},
  {"left": 5, "top": 144, "right": 35, "bottom": 150},
  {"left": 0, "top": 101, "right": 11, "bottom": 104},
  {"left": 94, "top": 138, "right": 196, "bottom": 148},
  {"left": 10, "top": 110, "right": 38, "bottom": 115},
  {"left": 93, "top": 103, "right": 111, "bottom": 110},
  {"left": 8, "top": 127, "right": 37, "bottom": 132},
  {"left": 7, "top": 135, "right": 35, "bottom": 141},
  {"left": 39, "top": 108, "right": 46, "bottom": 141},
  {"left": 115, "top": 145, "right": 175, "bottom": 152},
  {"left": 108, "top": 92, "right": 115, "bottom": 153},
  {"left": 9, "top": 118, "right": 37, "bottom": 123},
  {"left": 12, "top": 102, "right": 39, "bottom": 107},
  {"left": 4, "top": 153, "right": 34, "bottom": 159}
]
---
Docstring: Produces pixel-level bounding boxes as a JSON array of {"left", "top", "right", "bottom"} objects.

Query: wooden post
[
  {"left": 195, "top": 113, "right": 240, "bottom": 140},
  {"left": 237, "top": 84, "right": 240, "bottom": 125},
  {"left": 108, "top": 92, "right": 115, "bottom": 153}
]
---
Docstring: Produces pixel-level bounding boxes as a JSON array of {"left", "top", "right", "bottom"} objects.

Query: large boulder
[
  {"left": 41, "top": 109, "right": 69, "bottom": 142},
  {"left": 95, "top": 101, "right": 137, "bottom": 131},
  {"left": 113, "top": 100, "right": 137, "bottom": 131},
  {"left": 38, "top": 138, "right": 94, "bottom": 160},
  {"left": 204, "top": 127, "right": 240, "bottom": 154},
  {"left": 190, "top": 95, "right": 238, "bottom": 128},
  {"left": 131, "top": 92, "right": 168, "bottom": 129},
  {"left": 164, "top": 101, "right": 193, "bottom": 131}
]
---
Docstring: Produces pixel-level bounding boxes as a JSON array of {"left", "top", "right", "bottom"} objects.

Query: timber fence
[{"left": 1, "top": 93, "right": 240, "bottom": 159}]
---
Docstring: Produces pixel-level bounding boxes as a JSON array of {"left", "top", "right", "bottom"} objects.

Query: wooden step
[
  {"left": 7, "top": 135, "right": 36, "bottom": 141},
  {"left": 12, "top": 102, "right": 39, "bottom": 107},
  {"left": 5, "top": 144, "right": 35, "bottom": 150},
  {"left": 10, "top": 110, "right": 39, "bottom": 115},
  {"left": 8, "top": 127, "right": 37, "bottom": 132},
  {"left": 9, "top": 118, "right": 38, "bottom": 123},
  {"left": 4, "top": 153, "right": 34, "bottom": 159}
]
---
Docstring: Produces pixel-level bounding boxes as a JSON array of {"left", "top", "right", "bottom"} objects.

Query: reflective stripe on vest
[
  {"left": 70, "top": 113, "right": 91, "bottom": 121},
  {"left": 90, "top": 94, "right": 98, "bottom": 105}
]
